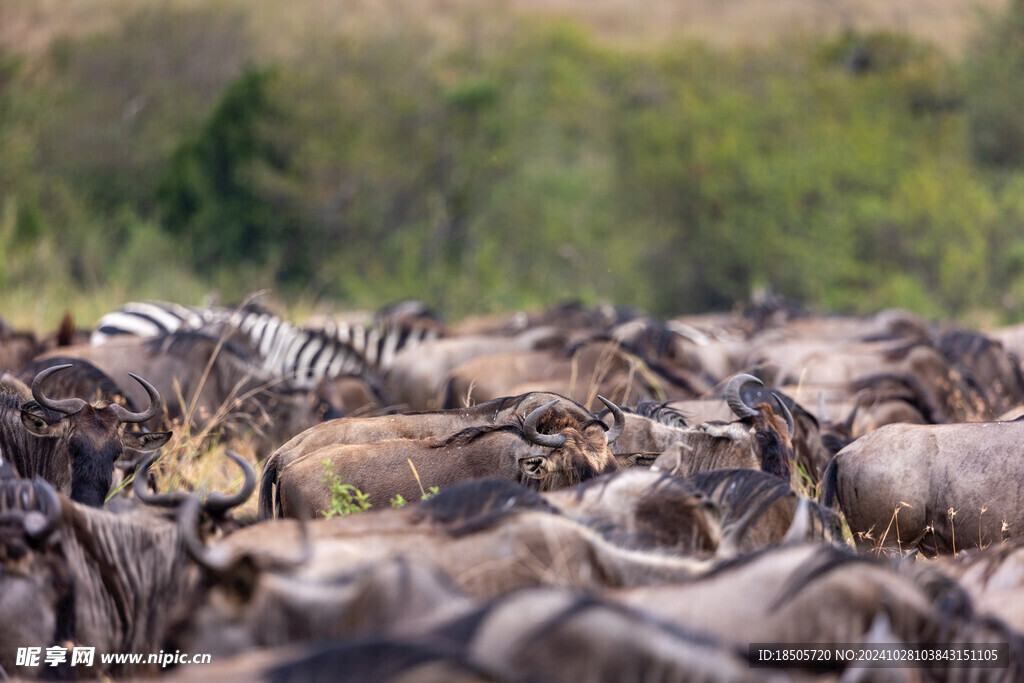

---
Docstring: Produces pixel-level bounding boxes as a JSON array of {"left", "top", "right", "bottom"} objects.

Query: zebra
[
  {"left": 90, "top": 299, "right": 442, "bottom": 388},
  {"left": 306, "top": 315, "right": 443, "bottom": 369},
  {"left": 90, "top": 300, "right": 204, "bottom": 345}
]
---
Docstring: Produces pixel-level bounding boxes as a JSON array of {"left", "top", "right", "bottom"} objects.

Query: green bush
[
  {"left": 964, "top": 0, "right": 1024, "bottom": 168},
  {"left": 5, "top": 7, "right": 1024, "bottom": 325}
]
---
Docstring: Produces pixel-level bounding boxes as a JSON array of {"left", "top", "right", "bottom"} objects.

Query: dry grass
[
  {"left": 107, "top": 295, "right": 283, "bottom": 519},
  {"left": 0, "top": 0, "right": 1009, "bottom": 60}
]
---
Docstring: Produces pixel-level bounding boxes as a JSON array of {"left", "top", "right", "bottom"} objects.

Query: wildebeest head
[
  {"left": 515, "top": 396, "right": 624, "bottom": 490},
  {"left": 0, "top": 478, "right": 72, "bottom": 676},
  {"left": 722, "top": 373, "right": 795, "bottom": 480},
  {"left": 19, "top": 364, "right": 171, "bottom": 507},
  {"left": 1, "top": 454, "right": 256, "bottom": 678}
]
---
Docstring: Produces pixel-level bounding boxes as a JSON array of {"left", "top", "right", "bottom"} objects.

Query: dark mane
[
  {"left": 265, "top": 638, "right": 485, "bottom": 683},
  {"left": 878, "top": 339, "right": 926, "bottom": 362},
  {"left": 937, "top": 328, "right": 997, "bottom": 363},
  {"left": 517, "top": 591, "right": 742, "bottom": 658},
  {"left": 851, "top": 372, "right": 946, "bottom": 424},
  {"left": 432, "top": 424, "right": 523, "bottom": 448},
  {"left": 689, "top": 469, "right": 793, "bottom": 516},
  {"left": 767, "top": 545, "right": 880, "bottom": 610},
  {"left": 405, "top": 478, "right": 558, "bottom": 537},
  {"left": 630, "top": 401, "right": 690, "bottom": 429},
  {"left": 0, "top": 390, "right": 23, "bottom": 410}
]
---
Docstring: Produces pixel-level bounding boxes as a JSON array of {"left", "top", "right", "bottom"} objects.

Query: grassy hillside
[
  {"left": 1, "top": 0, "right": 1022, "bottom": 332},
  {"left": 2, "top": 0, "right": 1007, "bottom": 55}
]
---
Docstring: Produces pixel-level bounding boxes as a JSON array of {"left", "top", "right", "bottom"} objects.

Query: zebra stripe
[
  {"left": 91, "top": 301, "right": 198, "bottom": 345},
  {"left": 93, "top": 300, "right": 437, "bottom": 389}
]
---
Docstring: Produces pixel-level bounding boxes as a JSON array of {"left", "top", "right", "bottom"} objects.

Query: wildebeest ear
[
  {"left": 122, "top": 431, "right": 172, "bottom": 451},
  {"left": 20, "top": 406, "right": 60, "bottom": 437},
  {"left": 518, "top": 456, "right": 548, "bottom": 479}
]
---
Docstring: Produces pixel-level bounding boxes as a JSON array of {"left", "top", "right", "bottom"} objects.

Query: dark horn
[
  {"left": 109, "top": 373, "right": 162, "bottom": 424},
  {"left": 31, "top": 364, "right": 87, "bottom": 415},
  {"left": 202, "top": 451, "right": 257, "bottom": 516},
  {"left": 26, "top": 478, "right": 63, "bottom": 541},
  {"left": 522, "top": 399, "right": 566, "bottom": 449},
  {"left": 181, "top": 488, "right": 310, "bottom": 574},
  {"left": 178, "top": 494, "right": 239, "bottom": 574},
  {"left": 724, "top": 373, "right": 761, "bottom": 420},
  {"left": 772, "top": 391, "right": 795, "bottom": 438},
  {"left": 842, "top": 390, "right": 866, "bottom": 433},
  {"left": 597, "top": 395, "right": 625, "bottom": 445},
  {"left": 133, "top": 452, "right": 190, "bottom": 508}
]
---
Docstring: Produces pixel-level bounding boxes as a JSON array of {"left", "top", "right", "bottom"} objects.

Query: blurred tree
[
  {"left": 157, "top": 66, "right": 306, "bottom": 278},
  {"left": 964, "top": 0, "right": 1024, "bottom": 167}
]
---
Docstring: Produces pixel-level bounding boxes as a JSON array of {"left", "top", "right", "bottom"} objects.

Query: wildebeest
[
  {"left": 541, "top": 468, "right": 724, "bottom": 555},
  {"left": 934, "top": 537, "right": 1024, "bottom": 635},
  {"left": 822, "top": 418, "right": 1024, "bottom": 555},
  {"left": 200, "top": 479, "right": 734, "bottom": 614},
  {"left": 1, "top": 364, "right": 170, "bottom": 506},
  {"left": 441, "top": 332, "right": 709, "bottom": 411},
  {"left": 682, "top": 469, "right": 843, "bottom": 551},
  {"left": 0, "top": 316, "right": 40, "bottom": 373},
  {"left": 169, "top": 555, "right": 760, "bottom": 683},
  {"left": 41, "top": 331, "right": 331, "bottom": 458},
  {"left": 384, "top": 325, "right": 567, "bottom": 410},
  {"left": 639, "top": 374, "right": 796, "bottom": 482},
  {"left": 610, "top": 542, "right": 1024, "bottom": 680},
  {"left": 16, "top": 355, "right": 139, "bottom": 410},
  {"left": 0, "top": 454, "right": 254, "bottom": 678},
  {"left": 262, "top": 395, "right": 627, "bottom": 516}
]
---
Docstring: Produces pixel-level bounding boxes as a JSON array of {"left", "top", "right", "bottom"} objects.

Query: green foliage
[
  {"left": 963, "top": 0, "right": 1024, "bottom": 167},
  {"left": 157, "top": 65, "right": 307, "bottom": 279},
  {"left": 39, "top": 6, "right": 252, "bottom": 213},
  {"left": 390, "top": 486, "right": 439, "bottom": 508},
  {"left": 320, "top": 459, "right": 372, "bottom": 518},
  {"left": 5, "top": 8, "right": 1024, "bottom": 324}
]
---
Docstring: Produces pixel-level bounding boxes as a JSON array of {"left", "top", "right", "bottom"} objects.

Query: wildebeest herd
[{"left": 4, "top": 296, "right": 1024, "bottom": 680}]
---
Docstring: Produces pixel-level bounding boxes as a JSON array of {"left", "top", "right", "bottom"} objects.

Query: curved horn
[
  {"left": 202, "top": 451, "right": 257, "bottom": 517},
  {"left": 26, "top": 478, "right": 62, "bottom": 540},
  {"left": 133, "top": 452, "right": 190, "bottom": 508},
  {"left": 0, "top": 478, "right": 63, "bottom": 541},
  {"left": 522, "top": 399, "right": 566, "bottom": 449},
  {"left": 31, "top": 364, "right": 87, "bottom": 415},
  {"left": 842, "top": 390, "right": 866, "bottom": 434},
  {"left": 771, "top": 391, "right": 795, "bottom": 438},
  {"left": 780, "top": 496, "right": 810, "bottom": 545},
  {"left": 180, "top": 491, "right": 311, "bottom": 575},
  {"left": 178, "top": 494, "right": 241, "bottom": 574},
  {"left": 597, "top": 395, "right": 625, "bottom": 445},
  {"left": 724, "top": 373, "right": 761, "bottom": 420},
  {"left": 109, "top": 373, "right": 162, "bottom": 424}
]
